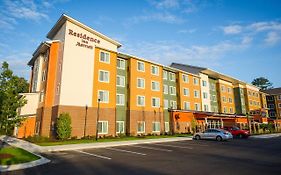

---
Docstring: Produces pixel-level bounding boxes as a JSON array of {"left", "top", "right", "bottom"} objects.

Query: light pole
[
  {"left": 246, "top": 112, "right": 252, "bottom": 134},
  {"left": 95, "top": 98, "right": 101, "bottom": 141},
  {"left": 83, "top": 105, "right": 88, "bottom": 138}
]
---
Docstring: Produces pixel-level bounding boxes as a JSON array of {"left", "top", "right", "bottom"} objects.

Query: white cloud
[
  {"left": 249, "top": 22, "right": 281, "bottom": 32},
  {"left": 178, "top": 28, "right": 197, "bottom": 34},
  {"left": 241, "top": 36, "right": 252, "bottom": 45},
  {"left": 222, "top": 25, "right": 242, "bottom": 35},
  {"left": 149, "top": 0, "right": 179, "bottom": 9},
  {"left": 264, "top": 32, "right": 281, "bottom": 45}
]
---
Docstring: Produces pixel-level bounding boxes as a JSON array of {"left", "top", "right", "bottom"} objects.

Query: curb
[
  {"left": 250, "top": 133, "right": 281, "bottom": 139},
  {"left": 43, "top": 137, "right": 193, "bottom": 152}
]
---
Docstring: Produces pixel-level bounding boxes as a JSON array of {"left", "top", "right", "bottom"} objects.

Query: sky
[{"left": 0, "top": 0, "right": 280, "bottom": 87}]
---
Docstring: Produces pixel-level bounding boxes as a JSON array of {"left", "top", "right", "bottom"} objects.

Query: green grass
[
  {"left": 0, "top": 147, "right": 40, "bottom": 165},
  {"left": 32, "top": 134, "right": 192, "bottom": 146}
]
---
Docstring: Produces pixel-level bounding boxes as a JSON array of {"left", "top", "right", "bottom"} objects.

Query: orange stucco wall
[
  {"left": 17, "top": 116, "right": 36, "bottom": 138},
  {"left": 217, "top": 81, "right": 235, "bottom": 114},
  {"left": 245, "top": 88, "right": 262, "bottom": 111}
]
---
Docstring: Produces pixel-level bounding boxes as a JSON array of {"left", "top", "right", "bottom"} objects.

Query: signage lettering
[{"left": 68, "top": 29, "right": 101, "bottom": 50}]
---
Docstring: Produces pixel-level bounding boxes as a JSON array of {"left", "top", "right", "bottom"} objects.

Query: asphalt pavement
[{"left": 4, "top": 136, "right": 281, "bottom": 175}]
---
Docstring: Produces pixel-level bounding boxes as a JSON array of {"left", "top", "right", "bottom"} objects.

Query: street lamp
[
  {"left": 95, "top": 98, "right": 101, "bottom": 141},
  {"left": 83, "top": 105, "right": 88, "bottom": 138}
]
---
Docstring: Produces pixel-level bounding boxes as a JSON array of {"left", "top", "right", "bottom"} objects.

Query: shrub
[
  {"left": 56, "top": 113, "right": 72, "bottom": 140},
  {"left": 25, "top": 135, "right": 50, "bottom": 143}
]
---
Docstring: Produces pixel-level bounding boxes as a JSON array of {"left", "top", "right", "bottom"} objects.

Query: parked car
[
  {"left": 223, "top": 126, "right": 250, "bottom": 138},
  {"left": 193, "top": 129, "right": 233, "bottom": 141}
]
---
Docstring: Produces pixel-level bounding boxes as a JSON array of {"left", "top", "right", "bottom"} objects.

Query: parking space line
[
  {"left": 75, "top": 150, "right": 111, "bottom": 160},
  {"left": 130, "top": 145, "right": 173, "bottom": 152},
  {"left": 105, "top": 147, "right": 146, "bottom": 155},
  {"left": 154, "top": 144, "right": 193, "bottom": 149},
  {"left": 176, "top": 142, "right": 209, "bottom": 147}
]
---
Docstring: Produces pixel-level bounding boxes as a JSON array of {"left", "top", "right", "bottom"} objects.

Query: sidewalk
[{"left": 250, "top": 133, "right": 281, "bottom": 139}]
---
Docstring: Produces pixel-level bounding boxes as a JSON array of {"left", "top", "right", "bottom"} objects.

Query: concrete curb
[
  {"left": 43, "top": 137, "right": 193, "bottom": 152},
  {"left": 250, "top": 133, "right": 281, "bottom": 139}
]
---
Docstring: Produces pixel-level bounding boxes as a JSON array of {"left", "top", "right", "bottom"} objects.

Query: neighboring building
[{"left": 264, "top": 88, "right": 281, "bottom": 119}]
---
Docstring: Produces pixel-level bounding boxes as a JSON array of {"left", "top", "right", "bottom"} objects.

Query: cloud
[
  {"left": 178, "top": 28, "right": 197, "bottom": 34},
  {"left": 222, "top": 25, "right": 242, "bottom": 35},
  {"left": 241, "top": 36, "right": 252, "bottom": 45},
  {"left": 149, "top": 0, "right": 179, "bottom": 9},
  {"left": 264, "top": 32, "right": 281, "bottom": 45},
  {"left": 249, "top": 22, "right": 281, "bottom": 32}
]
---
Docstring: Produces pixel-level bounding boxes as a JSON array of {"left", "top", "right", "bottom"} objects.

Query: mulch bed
[{"left": 0, "top": 153, "right": 14, "bottom": 159}]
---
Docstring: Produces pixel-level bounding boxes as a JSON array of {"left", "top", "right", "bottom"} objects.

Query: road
[{"left": 5, "top": 136, "right": 281, "bottom": 175}]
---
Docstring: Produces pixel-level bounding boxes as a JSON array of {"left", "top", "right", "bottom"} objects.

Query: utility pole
[
  {"left": 83, "top": 105, "right": 88, "bottom": 138},
  {"left": 95, "top": 99, "right": 101, "bottom": 141},
  {"left": 246, "top": 113, "right": 252, "bottom": 134}
]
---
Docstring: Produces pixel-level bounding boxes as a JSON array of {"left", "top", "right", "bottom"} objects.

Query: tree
[
  {"left": 0, "top": 62, "right": 28, "bottom": 135},
  {"left": 251, "top": 77, "right": 273, "bottom": 90},
  {"left": 56, "top": 113, "right": 72, "bottom": 140}
]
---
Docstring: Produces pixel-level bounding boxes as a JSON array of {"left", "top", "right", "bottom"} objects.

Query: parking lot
[{"left": 7, "top": 136, "right": 281, "bottom": 175}]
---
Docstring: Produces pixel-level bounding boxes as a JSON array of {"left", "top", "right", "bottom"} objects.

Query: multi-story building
[
  {"left": 264, "top": 88, "right": 281, "bottom": 119},
  {"left": 15, "top": 14, "right": 276, "bottom": 138}
]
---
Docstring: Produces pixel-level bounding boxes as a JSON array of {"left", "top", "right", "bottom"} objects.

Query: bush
[
  {"left": 25, "top": 135, "right": 50, "bottom": 143},
  {"left": 56, "top": 113, "right": 72, "bottom": 140}
]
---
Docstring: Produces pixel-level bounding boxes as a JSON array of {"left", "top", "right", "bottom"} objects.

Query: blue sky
[{"left": 0, "top": 0, "right": 280, "bottom": 87}]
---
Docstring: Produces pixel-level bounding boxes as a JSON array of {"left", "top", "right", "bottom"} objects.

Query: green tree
[
  {"left": 0, "top": 62, "right": 28, "bottom": 135},
  {"left": 252, "top": 77, "right": 273, "bottom": 90},
  {"left": 56, "top": 113, "right": 72, "bottom": 140}
]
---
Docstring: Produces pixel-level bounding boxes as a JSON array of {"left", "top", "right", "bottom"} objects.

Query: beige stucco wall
[{"left": 19, "top": 93, "right": 40, "bottom": 116}]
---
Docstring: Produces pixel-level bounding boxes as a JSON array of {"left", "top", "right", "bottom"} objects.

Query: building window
[
  {"left": 222, "top": 96, "right": 226, "bottom": 102},
  {"left": 250, "top": 100, "right": 253, "bottom": 105},
  {"left": 137, "top": 78, "right": 145, "bottom": 89},
  {"left": 163, "top": 70, "right": 168, "bottom": 80},
  {"left": 163, "top": 85, "right": 169, "bottom": 94},
  {"left": 227, "top": 87, "right": 232, "bottom": 93},
  {"left": 211, "top": 95, "right": 217, "bottom": 102},
  {"left": 182, "top": 74, "right": 189, "bottom": 83},
  {"left": 170, "top": 101, "right": 177, "bottom": 109},
  {"left": 169, "top": 86, "right": 176, "bottom": 95},
  {"left": 137, "top": 121, "right": 145, "bottom": 133},
  {"left": 193, "top": 78, "right": 199, "bottom": 85},
  {"left": 164, "top": 99, "right": 169, "bottom": 109},
  {"left": 137, "top": 61, "right": 145, "bottom": 72},
  {"left": 203, "top": 104, "right": 209, "bottom": 111},
  {"left": 117, "top": 75, "right": 125, "bottom": 87},
  {"left": 210, "top": 83, "right": 216, "bottom": 91},
  {"left": 116, "top": 121, "right": 124, "bottom": 134},
  {"left": 152, "top": 97, "right": 160, "bottom": 108},
  {"left": 56, "top": 84, "right": 60, "bottom": 95},
  {"left": 269, "top": 112, "right": 275, "bottom": 117},
  {"left": 229, "top": 107, "right": 233, "bottom": 113},
  {"left": 98, "top": 121, "right": 108, "bottom": 134},
  {"left": 223, "top": 107, "right": 227, "bottom": 113},
  {"left": 42, "top": 70, "right": 47, "bottom": 81},
  {"left": 278, "top": 103, "right": 281, "bottom": 108},
  {"left": 184, "top": 101, "right": 190, "bottom": 110},
  {"left": 151, "top": 65, "right": 159, "bottom": 76},
  {"left": 183, "top": 88, "right": 190, "bottom": 96},
  {"left": 212, "top": 106, "right": 218, "bottom": 112},
  {"left": 194, "top": 90, "right": 200, "bottom": 98},
  {"left": 203, "top": 92, "right": 208, "bottom": 99},
  {"left": 151, "top": 81, "right": 160, "bottom": 91},
  {"left": 195, "top": 103, "right": 201, "bottom": 111},
  {"left": 117, "top": 58, "right": 125, "bottom": 70},
  {"left": 202, "top": 80, "right": 207, "bottom": 87},
  {"left": 99, "top": 70, "right": 109, "bottom": 83},
  {"left": 221, "top": 85, "right": 225, "bottom": 92},
  {"left": 228, "top": 98, "right": 233, "bottom": 103},
  {"left": 152, "top": 122, "right": 160, "bottom": 132},
  {"left": 278, "top": 95, "right": 281, "bottom": 100},
  {"left": 39, "top": 91, "right": 45, "bottom": 102},
  {"left": 169, "top": 72, "right": 175, "bottom": 81},
  {"left": 137, "top": 95, "right": 145, "bottom": 106},
  {"left": 165, "top": 122, "right": 169, "bottom": 132},
  {"left": 116, "top": 94, "right": 125, "bottom": 106},
  {"left": 98, "top": 90, "right": 109, "bottom": 103},
  {"left": 100, "top": 51, "right": 110, "bottom": 63},
  {"left": 268, "top": 96, "right": 274, "bottom": 101}
]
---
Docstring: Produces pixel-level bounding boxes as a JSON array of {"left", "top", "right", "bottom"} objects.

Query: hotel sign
[{"left": 68, "top": 29, "right": 100, "bottom": 49}]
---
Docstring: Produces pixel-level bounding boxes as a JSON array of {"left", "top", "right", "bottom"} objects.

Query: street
[{"left": 4, "top": 136, "right": 281, "bottom": 175}]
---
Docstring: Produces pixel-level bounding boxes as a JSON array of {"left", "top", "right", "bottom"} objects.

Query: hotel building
[{"left": 16, "top": 14, "right": 274, "bottom": 138}]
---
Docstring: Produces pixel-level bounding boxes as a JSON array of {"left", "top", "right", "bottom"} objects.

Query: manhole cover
[{"left": 0, "top": 153, "right": 14, "bottom": 159}]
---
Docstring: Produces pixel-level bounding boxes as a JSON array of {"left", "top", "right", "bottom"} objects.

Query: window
[
  {"left": 170, "top": 101, "right": 177, "bottom": 109},
  {"left": 202, "top": 80, "right": 207, "bottom": 87},
  {"left": 137, "top": 96, "right": 145, "bottom": 106},
  {"left": 42, "top": 70, "right": 47, "bottom": 81},
  {"left": 137, "top": 78, "right": 145, "bottom": 89},
  {"left": 212, "top": 106, "right": 218, "bottom": 112},
  {"left": 204, "top": 104, "right": 209, "bottom": 111},
  {"left": 250, "top": 100, "right": 253, "bottom": 105},
  {"left": 56, "top": 84, "right": 60, "bottom": 95},
  {"left": 100, "top": 51, "right": 110, "bottom": 63},
  {"left": 39, "top": 91, "right": 45, "bottom": 102},
  {"left": 223, "top": 107, "right": 227, "bottom": 113},
  {"left": 182, "top": 74, "right": 189, "bottom": 83},
  {"left": 152, "top": 97, "right": 160, "bottom": 108},
  {"left": 222, "top": 96, "right": 226, "bottom": 102},
  {"left": 193, "top": 78, "right": 199, "bottom": 85},
  {"left": 279, "top": 103, "right": 281, "bottom": 108},
  {"left": 170, "top": 86, "right": 176, "bottom": 95},
  {"left": 210, "top": 83, "right": 216, "bottom": 91},
  {"left": 277, "top": 95, "right": 281, "bottom": 100},
  {"left": 184, "top": 101, "right": 190, "bottom": 110},
  {"left": 169, "top": 72, "right": 175, "bottom": 81},
  {"left": 151, "top": 65, "right": 159, "bottom": 76},
  {"left": 43, "top": 50, "right": 49, "bottom": 62},
  {"left": 152, "top": 122, "right": 160, "bottom": 132},
  {"left": 117, "top": 75, "right": 125, "bottom": 87},
  {"left": 164, "top": 99, "right": 169, "bottom": 109},
  {"left": 269, "top": 112, "right": 275, "bottom": 117},
  {"left": 163, "top": 85, "right": 168, "bottom": 94},
  {"left": 137, "top": 121, "right": 145, "bottom": 133},
  {"left": 195, "top": 103, "right": 201, "bottom": 111},
  {"left": 227, "top": 87, "right": 232, "bottom": 93},
  {"left": 268, "top": 96, "right": 274, "bottom": 101},
  {"left": 151, "top": 81, "right": 160, "bottom": 91},
  {"left": 229, "top": 107, "right": 233, "bottom": 113},
  {"left": 99, "top": 70, "right": 109, "bottom": 83},
  {"left": 163, "top": 70, "right": 168, "bottom": 80},
  {"left": 203, "top": 92, "right": 208, "bottom": 99},
  {"left": 117, "top": 58, "right": 125, "bottom": 69},
  {"left": 194, "top": 90, "right": 200, "bottom": 98},
  {"left": 165, "top": 122, "right": 169, "bottom": 132},
  {"left": 183, "top": 88, "right": 190, "bottom": 96},
  {"left": 228, "top": 98, "right": 233, "bottom": 103},
  {"left": 211, "top": 95, "right": 217, "bottom": 102},
  {"left": 221, "top": 85, "right": 225, "bottom": 92},
  {"left": 116, "top": 94, "right": 125, "bottom": 105},
  {"left": 116, "top": 121, "right": 124, "bottom": 133},
  {"left": 98, "top": 90, "right": 109, "bottom": 103},
  {"left": 98, "top": 121, "right": 108, "bottom": 134},
  {"left": 137, "top": 61, "right": 145, "bottom": 72}
]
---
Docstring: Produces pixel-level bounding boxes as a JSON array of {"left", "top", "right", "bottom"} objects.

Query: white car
[{"left": 193, "top": 129, "right": 233, "bottom": 141}]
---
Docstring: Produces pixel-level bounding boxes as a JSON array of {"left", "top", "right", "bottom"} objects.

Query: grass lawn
[
  {"left": 0, "top": 147, "right": 40, "bottom": 165},
  {"left": 30, "top": 134, "right": 192, "bottom": 146}
]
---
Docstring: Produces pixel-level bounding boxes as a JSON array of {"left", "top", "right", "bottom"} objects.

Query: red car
[{"left": 223, "top": 126, "right": 250, "bottom": 138}]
